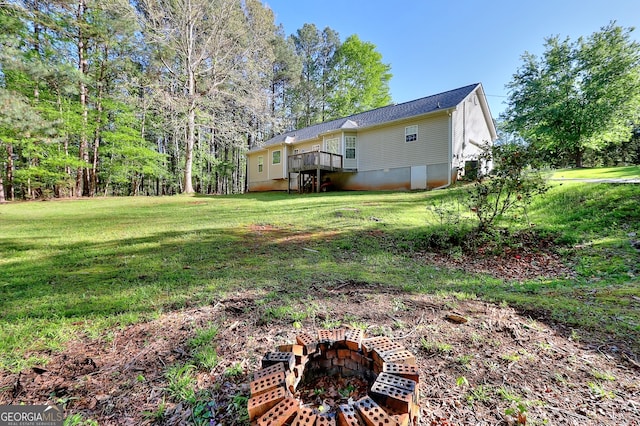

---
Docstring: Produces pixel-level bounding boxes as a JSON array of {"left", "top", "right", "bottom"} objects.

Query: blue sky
[{"left": 262, "top": 0, "right": 640, "bottom": 119}]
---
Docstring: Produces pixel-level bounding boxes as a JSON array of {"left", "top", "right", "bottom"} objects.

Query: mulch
[{"left": 2, "top": 276, "right": 639, "bottom": 425}]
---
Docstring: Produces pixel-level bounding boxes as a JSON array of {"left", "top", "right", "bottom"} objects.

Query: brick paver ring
[{"left": 248, "top": 328, "right": 420, "bottom": 425}]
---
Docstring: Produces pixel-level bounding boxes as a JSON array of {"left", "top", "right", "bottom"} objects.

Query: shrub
[{"left": 468, "top": 142, "right": 548, "bottom": 233}]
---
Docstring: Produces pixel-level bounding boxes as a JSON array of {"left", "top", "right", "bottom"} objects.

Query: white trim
[
  {"left": 272, "top": 149, "right": 281, "bottom": 165},
  {"left": 325, "top": 137, "right": 340, "bottom": 154},
  {"left": 345, "top": 136, "right": 356, "bottom": 159}
]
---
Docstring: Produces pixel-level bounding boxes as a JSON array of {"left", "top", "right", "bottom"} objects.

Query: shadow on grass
[
  {"left": 0, "top": 186, "right": 638, "bottom": 362},
  {"left": 1, "top": 228, "right": 257, "bottom": 320}
]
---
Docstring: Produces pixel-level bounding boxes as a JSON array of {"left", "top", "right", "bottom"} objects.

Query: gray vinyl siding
[
  {"left": 246, "top": 84, "right": 497, "bottom": 192},
  {"left": 358, "top": 113, "right": 450, "bottom": 172}
]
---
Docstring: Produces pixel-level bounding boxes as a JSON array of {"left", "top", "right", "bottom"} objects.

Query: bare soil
[{"left": 1, "top": 250, "right": 639, "bottom": 425}]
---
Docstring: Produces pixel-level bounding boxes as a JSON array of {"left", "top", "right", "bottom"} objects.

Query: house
[{"left": 246, "top": 83, "right": 497, "bottom": 192}]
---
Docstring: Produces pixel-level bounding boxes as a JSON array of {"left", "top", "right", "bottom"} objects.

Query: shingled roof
[{"left": 257, "top": 83, "right": 481, "bottom": 149}]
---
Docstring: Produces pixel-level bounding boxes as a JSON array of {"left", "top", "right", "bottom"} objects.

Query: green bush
[{"left": 468, "top": 142, "right": 548, "bottom": 233}]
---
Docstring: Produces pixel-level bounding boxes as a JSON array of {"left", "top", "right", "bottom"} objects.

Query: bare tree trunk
[
  {"left": 172, "top": 131, "right": 181, "bottom": 193},
  {"left": 184, "top": 37, "right": 196, "bottom": 194},
  {"left": 575, "top": 146, "right": 584, "bottom": 168},
  {"left": 223, "top": 144, "right": 229, "bottom": 194},
  {"left": 76, "top": 0, "right": 89, "bottom": 197},
  {"left": 64, "top": 136, "right": 72, "bottom": 196},
  {"left": 236, "top": 146, "right": 243, "bottom": 193},
  {"left": 90, "top": 130, "right": 100, "bottom": 195},
  {"left": 131, "top": 173, "right": 139, "bottom": 196},
  {"left": 182, "top": 3, "right": 197, "bottom": 195},
  {"left": 184, "top": 101, "right": 196, "bottom": 193},
  {"left": 6, "top": 144, "right": 14, "bottom": 200},
  {"left": 0, "top": 163, "right": 5, "bottom": 203},
  {"left": 90, "top": 47, "right": 107, "bottom": 197}
]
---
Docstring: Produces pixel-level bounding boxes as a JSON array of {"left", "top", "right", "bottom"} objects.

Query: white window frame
[
  {"left": 257, "top": 156, "right": 264, "bottom": 173},
  {"left": 405, "top": 125, "right": 418, "bottom": 143},
  {"left": 325, "top": 137, "right": 340, "bottom": 155},
  {"left": 272, "top": 150, "right": 281, "bottom": 165},
  {"left": 345, "top": 136, "right": 356, "bottom": 159}
]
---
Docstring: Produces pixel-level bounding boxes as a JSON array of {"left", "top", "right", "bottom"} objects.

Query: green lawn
[
  {"left": 0, "top": 183, "right": 639, "bottom": 371},
  {"left": 550, "top": 165, "right": 640, "bottom": 179}
]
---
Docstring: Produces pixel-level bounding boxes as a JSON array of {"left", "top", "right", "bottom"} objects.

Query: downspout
[
  {"left": 283, "top": 142, "right": 287, "bottom": 177},
  {"left": 283, "top": 142, "right": 291, "bottom": 191},
  {"left": 432, "top": 108, "right": 455, "bottom": 190}
]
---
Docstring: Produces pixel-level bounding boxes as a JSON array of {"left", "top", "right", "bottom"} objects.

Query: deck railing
[{"left": 288, "top": 151, "right": 343, "bottom": 173}]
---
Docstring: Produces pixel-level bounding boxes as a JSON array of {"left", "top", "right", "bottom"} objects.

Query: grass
[
  {"left": 0, "top": 179, "right": 639, "bottom": 371},
  {"left": 165, "top": 363, "right": 197, "bottom": 403},
  {"left": 549, "top": 165, "right": 640, "bottom": 179},
  {"left": 420, "top": 338, "right": 453, "bottom": 354},
  {"left": 189, "top": 322, "right": 220, "bottom": 370}
]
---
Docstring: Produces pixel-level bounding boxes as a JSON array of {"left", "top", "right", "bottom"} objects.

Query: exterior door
[{"left": 410, "top": 165, "right": 427, "bottom": 190}]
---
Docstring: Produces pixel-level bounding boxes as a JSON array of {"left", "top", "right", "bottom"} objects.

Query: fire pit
[{"left": 247, "top": 328, "right": 420, "bottom": 425}]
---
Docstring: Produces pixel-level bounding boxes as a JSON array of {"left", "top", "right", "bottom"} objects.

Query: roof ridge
[
  {"left": 403, "top": 83, "right": 479, "bottom": 106},
  {"left": 257, "top": 83, "right": 480, "bottom": 148},
  {"left": 347, "top": 82, "right": 479, "bottom": 118}
]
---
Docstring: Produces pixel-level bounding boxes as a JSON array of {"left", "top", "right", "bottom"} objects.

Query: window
[
  {"left": 405, "top": 125, "right": 418, "bottom": 143},
  {"left": 258, "top": 156, "right": 264, "bottom": 172},
  {"left": 272, "top": 150, "right": 281, "bottom": 165},
  {"left": 325, "top": 138, "right": 340, "bottom": 154},
  {"left": 345, "top": 136, "right": 356, "bottom": 159}
]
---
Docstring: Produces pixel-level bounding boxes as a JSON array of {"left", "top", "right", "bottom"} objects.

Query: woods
[
  {"left": 3, "top": 2, "right": 638, "bottom": 201},
  {"left": 0, "top": 0, "right": 392, "bottom": 199}
]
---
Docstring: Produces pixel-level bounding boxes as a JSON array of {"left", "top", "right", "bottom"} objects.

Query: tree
[
  {"left": 2, "top": 0, "right": 405, "bottom": 198},
  {"left": 140, "top": 0, "right": 246, "bottom": 194},
  {"left": 291, "top": 23, "right": 340, "bottom": 127},
  {"left": 0, "top": 1, "right": 78, "bottom": 199},
  {"left": 270, "top": 26, "right": 302, "bottom": 134},
  {"left": 140, "top": 0, "right": 276, "bottom": 195},
  {"left": 594, "top": 123, "right": 640, "bottom": 165},
  {"left": 100, "top": 100, "right": 165, "bottom": 196},
  {"left": 327, "top": 34, "right": 392, "bottom": 119},
  {"left": 83, "top": 0, "right": 142, "bottom": 196},
  {"left": 1, "top": 0, "right": 145, "bottom": 199},
  {"left": 0, "top": 90, "right": 47, "bottom": 199},
  {"left": 503, "top": 22, "right": 640, "bottom": 168}
]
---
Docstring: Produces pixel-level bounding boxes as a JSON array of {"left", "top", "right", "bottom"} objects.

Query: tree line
[
  {"left": 2, "top": 3, "right": 638, "bottom": 202},
  {"left": 0, "top": 0, "right": 392, "bottom": 200}
]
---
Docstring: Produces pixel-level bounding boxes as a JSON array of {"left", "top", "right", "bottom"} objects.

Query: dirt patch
[
  {"left": 415, "top": 230, "right": 577, "bottom": 282},
  {"left": 421, "top": 249, "right": 575, "bottom": 282},
  {"left": 248, "top": 223, "right": 340, "bottom": 248},
  {"left": 2, "top": 282, "right": 639, "bottom": 425}
]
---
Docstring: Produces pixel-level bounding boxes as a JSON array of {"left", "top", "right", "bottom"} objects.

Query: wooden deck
[{"left": 287, "top": 151, "right": 343, "bottom": 193}]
